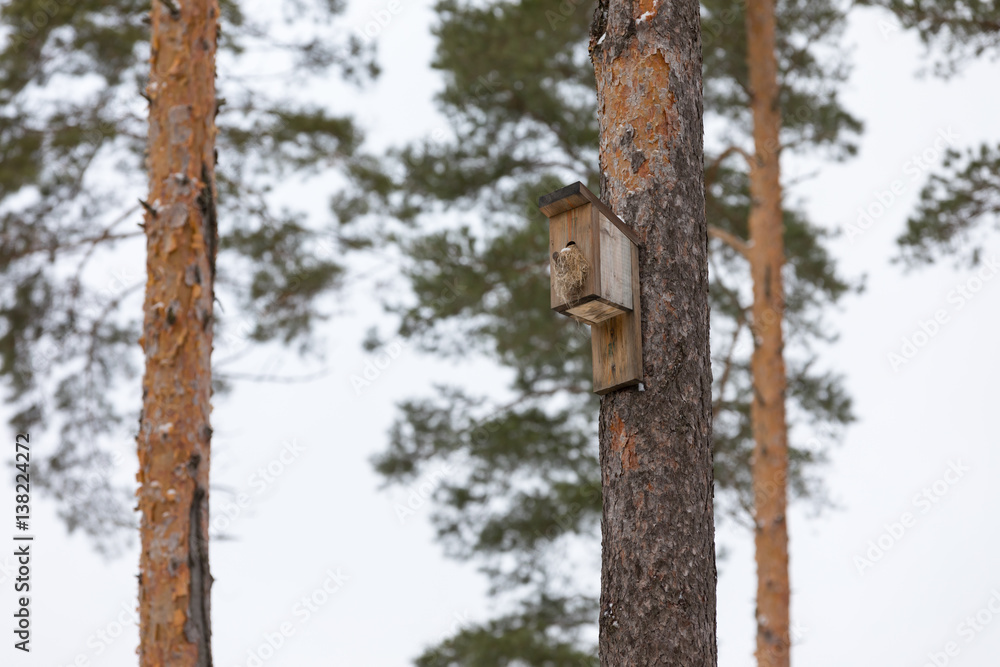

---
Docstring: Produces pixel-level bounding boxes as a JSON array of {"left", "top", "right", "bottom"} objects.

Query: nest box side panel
[
  {"left": 591, "top": 241, "right": 642, "bottom": 394},
  {"left": 597, "top": 212, "right": 633, "bottom": 311},
  {"left": 549, "top": 202, "right": 599, "bottom": 310}
]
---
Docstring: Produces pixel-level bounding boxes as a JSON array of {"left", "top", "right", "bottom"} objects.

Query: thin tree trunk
[
  {"left": 745, "top": 0, "right": 791, "bottom": 661},
  {"left": 589, "top": 0, "right": 717, "bottom": 663},
  {"left": 137, "top": 0, "right": 219, "bottom": 664}
]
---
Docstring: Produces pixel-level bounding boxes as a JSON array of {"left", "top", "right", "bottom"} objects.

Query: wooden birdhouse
[{"left": 538, "top": 182, "right": 643, "bottom": 394}]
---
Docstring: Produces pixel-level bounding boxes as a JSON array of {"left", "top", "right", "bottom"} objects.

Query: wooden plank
[
  {"left": 548, "top": 203, "right": 597, "bottom": 310},
  {"left": 584, "top": 187, "right": 641, "bottom": 246},
  {"left": 567, "top": 299, "right": 627, "bottom": 323},
  {"left": 590, "top": 201, "right": 603, "bottom": 299},
  {"left": 591, "top": 242, "right": 642, "bottom": 394},
  {"left": 598, "top": 212, "right": 632, "bottom": 311},
  {"left": 538, "top": 182, "right": 590, "bottom": 218},
  {"left": 539, "top": 182, "right": 641, "bottom": 246}
]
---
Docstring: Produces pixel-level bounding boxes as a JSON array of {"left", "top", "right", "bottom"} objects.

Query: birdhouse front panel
[
  {"left": 547, "top": 203, "right": 633, "bottom": 325},
  {"left": 548, "top": 202, "right": 599, "bottom": 311}
]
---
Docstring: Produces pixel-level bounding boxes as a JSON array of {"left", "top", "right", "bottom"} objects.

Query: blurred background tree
[
  {"left": 0, "top": 0, "right": 381, "bottom": 550},
  {"left": 135, "top": 0, "right": 219, "bottom": 660},
  {"left": 363, "top": 0, "right": 862, "bottom": 661}
]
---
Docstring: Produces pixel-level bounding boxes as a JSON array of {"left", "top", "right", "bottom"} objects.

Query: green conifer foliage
[
  {"left": 896, "top": 143, "right": 1000, "bottom": 266},
  {"left": 859, "top": 0, "right": 1000, "bottom": 75},
  {"left": 862, "top": 0, "right": 1000, "bottom": 266}
]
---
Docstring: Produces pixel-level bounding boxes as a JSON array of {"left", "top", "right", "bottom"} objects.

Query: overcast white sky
[{"left": 2, "top": 0, "right": 1000, "bottom": 665}]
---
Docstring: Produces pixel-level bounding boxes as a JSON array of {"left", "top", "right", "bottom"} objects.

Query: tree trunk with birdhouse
[{"left": 589, "top": 0, "right": 718, "bottom": 663}]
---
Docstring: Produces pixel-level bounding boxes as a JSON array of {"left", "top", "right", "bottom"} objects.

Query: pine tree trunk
[
  {"left": 589, "top": 0, "right": 717, "bottom": 663},
  {"left": 745, "top": 0, "right": 791, "bottom": 662},
  {"left": 137, "top": 0, "right": 218, "bottom": 664}
]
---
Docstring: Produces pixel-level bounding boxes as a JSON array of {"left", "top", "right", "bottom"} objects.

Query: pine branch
[
  {"left": 708, "top": 225, "right": 751, "bottom": 257},
  {"left": 706, "top": 144, "right": 755, "bottom": 185},
  {"left": 214, "top": 368, "right": 332, "bottom": 384}
]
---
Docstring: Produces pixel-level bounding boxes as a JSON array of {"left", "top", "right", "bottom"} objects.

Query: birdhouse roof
[{"left": 537, "top": 182, "right": 641, "bottom": 246}]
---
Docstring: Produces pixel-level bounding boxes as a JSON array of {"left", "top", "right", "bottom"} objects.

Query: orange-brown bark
[
  {"left": 745, "top": 0, "right": 791, "bottom": 662},
  {"left": 137, "top": 0, "right": 219, "bottom": 664},
  {"left": 591, "top": 0, "right": 717, "bottom": 663}
]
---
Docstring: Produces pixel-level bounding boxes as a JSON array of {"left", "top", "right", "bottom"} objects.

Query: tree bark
[
  {"left": 589, "top": 0, "right": 717, "bottom": 663},
  {"left": 745, "top": 0, "right": 791, "bottom": 662},
  {"left": 137, "top": 0, "right": 219, "bottom": 664}
]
